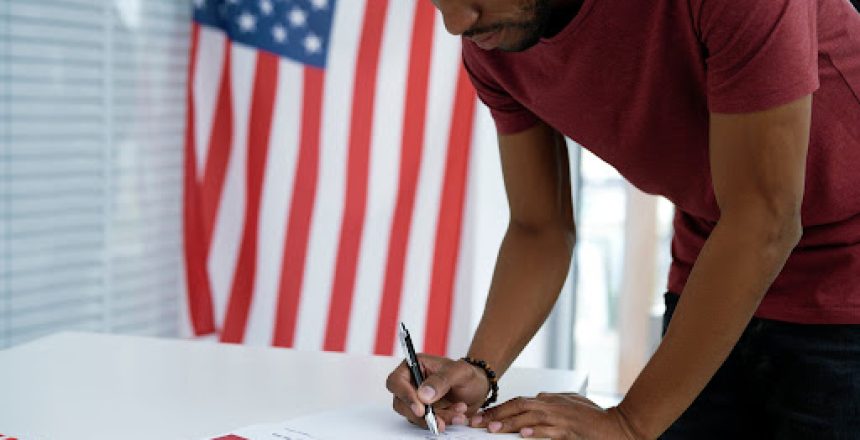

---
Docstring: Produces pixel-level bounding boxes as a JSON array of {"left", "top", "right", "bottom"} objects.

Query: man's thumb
[
  {"left": 417, "top": 383, "right": 438, "bottom": 403},
  {"left": 417, "top": 362, "right": 468, "bottom": 404},
  {"left": 418, "top": 371, "right": 451, "bottom": 404}
]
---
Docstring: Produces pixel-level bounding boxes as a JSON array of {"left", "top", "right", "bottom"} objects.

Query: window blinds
[{"left": 0, "top": 0, "right": 190, "bottom": 348}]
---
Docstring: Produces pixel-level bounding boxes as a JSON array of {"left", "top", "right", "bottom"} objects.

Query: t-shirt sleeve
[
  {"left": 695, "top": 0, "right": 820, "bottom": 113},
  {"left": 461, "top": 43, "right": 540, "bottom": 134}
]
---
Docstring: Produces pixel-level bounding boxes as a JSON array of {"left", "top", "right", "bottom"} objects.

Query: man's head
[{"left": 431, "top": 0, "right": 553, "bottom": 52}]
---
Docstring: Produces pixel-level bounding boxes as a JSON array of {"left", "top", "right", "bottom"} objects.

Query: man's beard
[
  {"left": 502, "top": 0, "right": 552, "bottom": 52},
  {"left": 464, "top": 0, "right": 552, "bottom": 52}
]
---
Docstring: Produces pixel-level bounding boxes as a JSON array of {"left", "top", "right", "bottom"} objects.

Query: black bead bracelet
[{"left": 460, "top": 356, "right": 499, "bottom": 409}]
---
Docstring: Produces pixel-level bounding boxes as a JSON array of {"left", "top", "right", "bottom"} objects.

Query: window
[
  {"left": 0, "top": 0, "right": 190, "bottom": 348},
  {"left": 573, "top": 148, "right": 674, "bottom": 396}
]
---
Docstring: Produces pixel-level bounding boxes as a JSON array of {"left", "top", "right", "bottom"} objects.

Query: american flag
[{"left": 183, "top": 0, "right": 480, "bottom": 356}]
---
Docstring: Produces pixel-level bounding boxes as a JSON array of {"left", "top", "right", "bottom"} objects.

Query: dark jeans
[{"left": 659, "top": 292, "right": 860, "bottom": 440}]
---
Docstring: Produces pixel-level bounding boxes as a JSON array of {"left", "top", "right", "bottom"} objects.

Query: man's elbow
[
  {"left": 772, "top": 211, "right": 802, "bottom": 252},
  {"left": 509, "top": 217, "right": 576, "bottom": 251},
  {"left": 761, "top": 194, "right": 803, "bottom": 251},
  {"left": 722, "top": 198, "right": 802, "bottom": 254}
]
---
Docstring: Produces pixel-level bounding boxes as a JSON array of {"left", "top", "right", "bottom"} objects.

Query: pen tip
[{"left": 426, "top": 413, "right": 440, "bottom": 435}]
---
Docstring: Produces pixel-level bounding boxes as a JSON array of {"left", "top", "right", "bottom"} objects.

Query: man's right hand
[{"left": 385, "top": 353, "right": 490, "bottom": 432}]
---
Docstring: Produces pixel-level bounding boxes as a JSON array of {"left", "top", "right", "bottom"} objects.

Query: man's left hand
[{"left": 469, "top": 392, "right": 639, "bottom": 439}]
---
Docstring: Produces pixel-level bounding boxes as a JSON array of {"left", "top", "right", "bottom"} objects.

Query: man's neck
[{"left": 545, "top": 0, "right": 585, "bottom": 38}]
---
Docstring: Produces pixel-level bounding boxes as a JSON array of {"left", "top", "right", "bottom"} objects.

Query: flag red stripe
[
  {"left": 323, "top": 0, "right": 391, "bottom": 352},
  {"left": 182, "top": 23, "right": 216, "bottom": 335},
  {"left": 374, "top": 2, "right": 437, "bottom": 355},
  {"left": 424, "top": 66, "right": 476, "bottom": 355},
  {"left": 201, "top": 41, "right": 234, "bottom": 251},
  {"left": 272, "top": 67, "right": 326, "bottom": 347},
  {"left": 220, "top": 52, "right": 280, "bottom": 343}
]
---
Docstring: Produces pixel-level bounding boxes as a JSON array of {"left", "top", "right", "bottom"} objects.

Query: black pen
[{"left": 398, "top": 322, "right": 440, "bottom": 435}]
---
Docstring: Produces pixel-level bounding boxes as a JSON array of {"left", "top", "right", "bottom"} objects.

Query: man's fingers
[
  {"left": 393, "top": 395, "right": 461, "bottom": 429},
  {"left": 393, "top": 399, "right": 452, "bottom": 433},
  {"left": 445, "top": 402, "right": 478, "bottom": 425},
  {"left": 450, "top": 413, "right": 469, "bottom": 426},
  {"left": 392, "top": 397, "right": 426, "bottom": 425},
  {"left": 386, "top": 363, "right": 423, "bottom": 415},
  {"left": 451, "top": 401, "right": 468, "bottom": 414},
  {"left": 433, "top": 406, "right": 463, "bottom": 426},
  {"left": 479, "top": 397, "right": 538, "bottom": 424},
  {"left": 537, "top": 391, "right": 590, "bottom": 405},
  {"left": 486, "top": 407, "right": 560, "bottom": 434},
  {"left": 520, "top": 425, "right": 565, "bottom": 439}
]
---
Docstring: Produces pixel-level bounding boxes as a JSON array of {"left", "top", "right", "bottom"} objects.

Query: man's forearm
[
  {"left": 466, "top": 222, "right": 574, "bottom": 377},
  {"left": 618, "top": 212, "right": 801, "bottom": 438}
]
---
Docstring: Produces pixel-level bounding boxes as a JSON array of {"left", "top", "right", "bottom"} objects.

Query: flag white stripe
[
  {"left": 244, "top": 61, "right": 305, "bottom": 345},
  {"left": 396, "top": 13, "right": 462, "bottom": 353},
  {"left": 208, "top": 42, "right": 256, "bottom": 329},
  {"left": 293, "top": 0, "right": 367, "bottom": 351},
  {"left": 192, "top": 26, "right": 226, "bottom": 176},
  {"left": 445, "top": 107, "right": 482, "bottom": 356},
  {"left": 345, "top": 0, "right": 416, "bottom": 354}
]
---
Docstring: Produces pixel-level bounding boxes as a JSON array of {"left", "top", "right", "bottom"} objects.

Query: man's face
[{"left": 431, "top": 0, "right": 551, "bottom": 52}]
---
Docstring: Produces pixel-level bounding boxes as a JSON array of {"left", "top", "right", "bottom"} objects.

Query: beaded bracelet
[{"left": 460, "top": 357, "right": 499, "bottom": 409}]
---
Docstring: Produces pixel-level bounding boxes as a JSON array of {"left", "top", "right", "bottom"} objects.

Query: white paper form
[{"left": 211, "top": 405, "right": 528, "bottom": 440}]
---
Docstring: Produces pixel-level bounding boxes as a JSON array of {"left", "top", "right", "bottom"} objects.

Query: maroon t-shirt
[{"left": 463, "top": 0, "right": 860, "bottom": 323}]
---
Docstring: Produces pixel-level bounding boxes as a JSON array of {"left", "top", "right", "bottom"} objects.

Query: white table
[{"left": 0, "top": 332, "right": 586, "bottom": 440}]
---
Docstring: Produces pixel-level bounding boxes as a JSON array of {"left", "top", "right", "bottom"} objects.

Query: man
[{"left": 386, "top": 0, "right": 860, "bottom": 438}]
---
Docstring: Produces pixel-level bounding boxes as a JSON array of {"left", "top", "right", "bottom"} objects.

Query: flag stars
[
  {"left": 237, "top": 11, "right": 257, "bottom": 32},
  {"left": 272, "top": 24, "right": 288, "bottom": 43},
  {"left": 259, "top": 0, "right": 274, "bottom": 15},
  {"left": 304, "top": 32, "right": 322, "bottom": 54},
  {"left": 310, "top": 0, "right": 328, "bottom": 10},
  {"left": 288, "top": 6, "right": 308, "bottom": 28}
]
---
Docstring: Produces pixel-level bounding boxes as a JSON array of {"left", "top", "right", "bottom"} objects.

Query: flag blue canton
[{"left": 193, "top": 0, "right": 336, "bottom": 69}]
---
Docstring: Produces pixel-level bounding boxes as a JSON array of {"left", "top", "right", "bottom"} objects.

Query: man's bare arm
[
  {"left": 466, "top": 121, "right": 575, "bottom": 377},
  {"left": 618, "top": 95, "right": 811, "bottom": 438}
]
